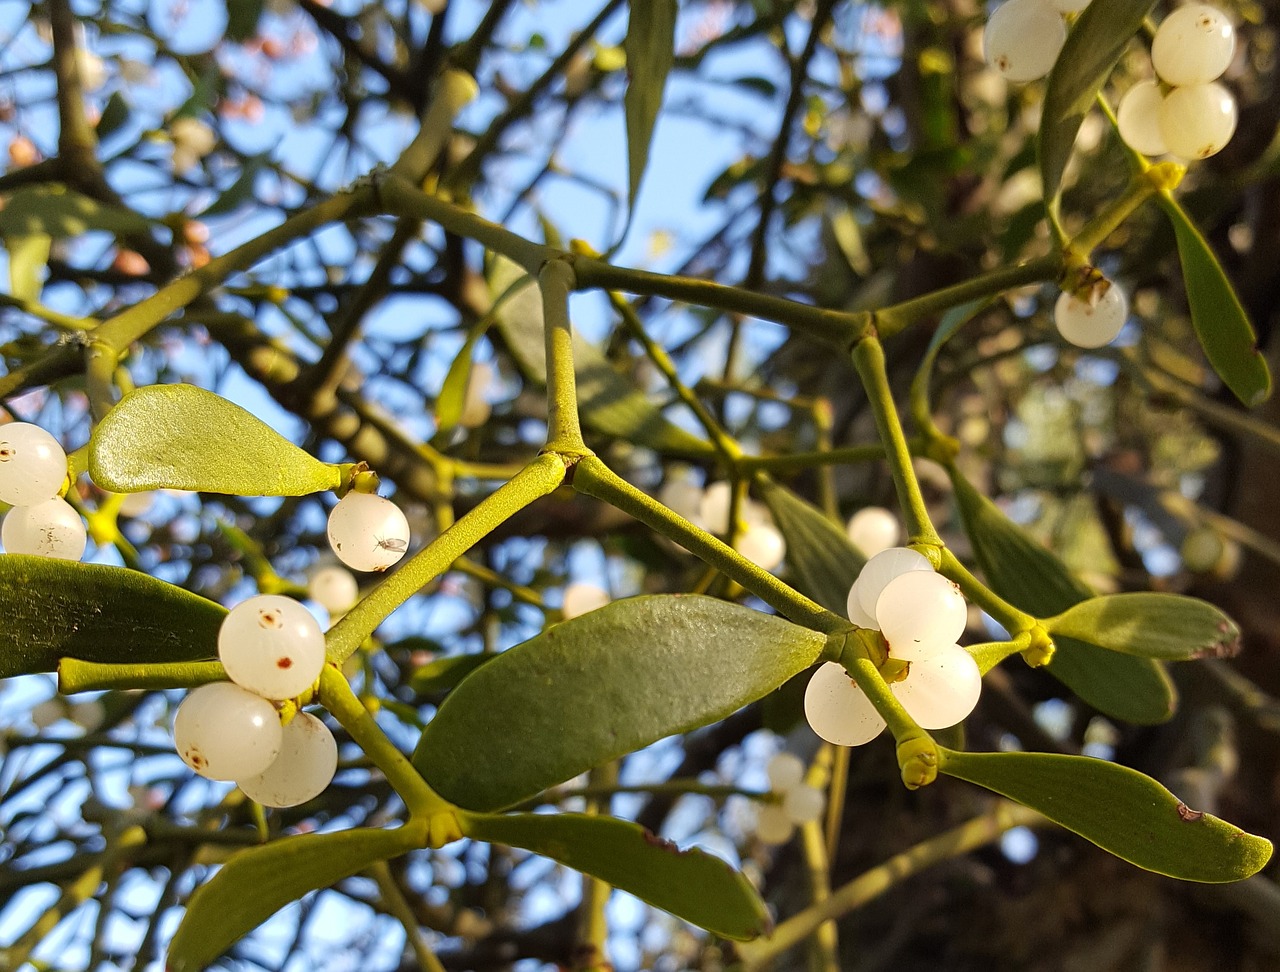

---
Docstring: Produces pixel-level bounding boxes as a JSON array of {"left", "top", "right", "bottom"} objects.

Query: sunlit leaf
[
  {"left": 940, "top": 749, "right": 1272, "bottom": 882},
  {"left": 1157, "top": 195, "right": 1271, "bottom": 407},
  {"left": 8, "top": 233, "right": 50, "bottom": 303},
  {"left": 949, "top": 469, "right": 1176, "bottom": 723},
  {"left": 414, "top": 595, "right": 828, "bottom": 811},
  {"left": 0, "top": 556, "right": 223, "bottom": 679},
  {"left": 167, "top": 827, "right": 419, "bottom": 972},
  {"left": 467, "top": 811, "right": 770, "bottom": 940},
  {"left": 1039, "top": 0, "right": 1158, "bottom": 213},
  {"left": 759, "top": 478, "right": 864, "bottom": 616},
  {"left": 623, "top": 0, "right": 678, "bottom": 214},
  {"left": 1046, "top": 592, "right": 1240, "bottom": 661},
  {"left": 89, "top": 384, "right": 343, "bottom": 495}
]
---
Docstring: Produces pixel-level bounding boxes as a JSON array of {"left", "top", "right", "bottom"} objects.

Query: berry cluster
[
  {"left": 1118, "top": 6, "right": 1237, "bottom": 160},
  {"left": 804, "top": 548, "right": 981, "bottom": 746},
  {"left": 0, "top": 423, "right": 85, "bottom": 561},
  {"left": 657, "top": 477, "right": 787, "bottom": 572},
  {"left": 983, "top": 0, "right": 1083, "bottom": 85},
  {"left": 174, "top": 594, "right": 337, "bottom": 807},
  {"left": 753, "top": 752, "right": 826, "bottom": 846}
]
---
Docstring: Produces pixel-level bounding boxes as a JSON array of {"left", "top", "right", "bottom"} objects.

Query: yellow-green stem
[{"left": 541, "top": 258, "right": 587, "bottom": 454}]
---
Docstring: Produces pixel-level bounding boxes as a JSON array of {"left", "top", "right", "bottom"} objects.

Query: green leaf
[
  {"left": 414, "top": 595, "right": 827, "bottom": 811},
  {"left": 623, "top": 0, "right": 677, "bottom": 214},
  {"left": 0, "top": 184, "right": 152, "bottom": 238},
  {"left": 409, "top": 652, "right": 491, "bottom": 695},
  {"left": 0, "top": 556, "right": 224, "bottom": 679},
  {"left": 95, "top": 91, "right": 131, "bottom": 140},
  {"left": 949, "top": 468, "right": 1176, "bottom": 724},
  {"left": 1039, "top": 0, "right": 1158, "bottom": 214},
  {"left": 225, "top": 0, "right": 265, "bottom": 42},
  {"left": 467, "top": 811, "right": 769, "bottom": 940},
  {"left": 1046, "top": 592, "right": 1240, "bottom": 662},
  {"left": 8, "top": 233, "right": 50, "bottom": 303},
  {"left": 167, "top": 827, "right": 419, "bottom": 972},
  {"left": 489, "top": 255, "right": 715, "bottom": 458},
  {"left": 89, "top": 384, "right": 342, "bottom": 495},
  {"left": 759, "top": 479, "right": 864, "bottom": 615},
  {"left": 940, "top": 749, "right": 1272, "bottom": 883},
  {"left": 1157, "top": 195, "right": 1271, "bottom": 407}
]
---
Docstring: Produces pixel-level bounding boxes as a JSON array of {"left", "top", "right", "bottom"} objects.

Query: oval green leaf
[
  {"left": 1157, "top": 194, "right": 1271, "bottom": 407},
  {"left": 623, "top": 0, "right": 677, "bottom": 214},
  {"left": 1046, "top": 592, "right": 1240, "bottom": 661},
  {"left": 89, "top": 384, "right": 342, "bottom": 495},
  {"left": 759, "top": 478, "right": 864, "bottom": 616},
  {"left": 413, "top": 594, "right": 827, "bottom": 811},
  {"left": 0, "top": 556, "right": 224, "bottom": 679},
  {"left": 1039, "top": 0, "right": 1157, "bottom": 213},
  {"left": 467, "top": 810, "right": 769, "bottom": 941},
  {"left": 939, "top": 748, "right": 1272, "bottom": 883},
  {"left": 489, "top": 255, "right": 715, "bottom": 457},
  {"left": 949, "top": 469, "right": 1176, "bottom": 724},
  {"left": 167, "top": 827, "right": 419, "bottom": 972}
]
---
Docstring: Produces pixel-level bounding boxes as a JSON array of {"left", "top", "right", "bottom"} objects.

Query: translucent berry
[
  {"left": 657, "top": 478, "right": 704, "bottom": 523},
  {"left": 804, "top": 661, "right": 886, "bottom": 746},
  {"left": 755, "top": 803, "right": 794, "bottom": 845},
  {"left": 875, "top": 571, "right": 968, "bottom": 661},
  {"left": 1048, "top": 0, "right": 1090, "bottom": 11},
  {"left": 218, "top": 594, "right": 326, "bottom": 701},
  {"left": 854, "top": 547, "right": 932, "bottom": 620},
  {"left": 846, "top": 506, "right": 900, "bottom": 557},
  {"left": 174, "top": 682, "right": 283, "bottom": 781},
  {"left": 891, "top": 645, "right": 983, "bottom": 730},
  {"left": 327, "top": 490, "right": 411, "bottom": 572},
  {"left": 845, "top": 578, "right": 880, "bottom": 629},
  {"left": 1053, "top": 283, "right": 1128, "bottom": 349},
  {"left": 1152, "top": 4, "right": 1235, "bottom": 87},
  {"left": 237, "top": 711, "right": 338, "bottom": 808},
  {"left": 783, "top": 784, "right": 826, "bottom": 825},
  {"left": 1117, "top": 81, "right": 1169, "bottom": 156},
  {"left": 1158, "top": 82, "right": 1237, "bottom": 160},
  {"left": 308, "top": 564, "right": 359, "bottom": 614},
  {"left": 765, "top": 752, "right": 805, "bottom": 792},
  {"left": 0, "top": 423, "right": 67, "bottom": 506},
  {"left": 735, "top": 522, "right": 786, "bottom": 571},
  {"left": 699, "top": 481, "right": 733, "bottom": 534},
  {"left": 2, "top": 498, "right": 87, "bottom": 560},
  {"left": 983, "top": 0, "right": 1067, "bottom": 84},
  {"left": 562, "top": 582, "right": 610, "bottom": 619}
]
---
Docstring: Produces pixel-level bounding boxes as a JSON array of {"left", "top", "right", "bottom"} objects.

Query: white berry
[
  {"left": 765, "top": 752, "right": 805, "bottom": 792},
  {"left": 983, "top": 0, "right": 1067, "bottom": 84},
  {"left": 327, "top": 491, "right": 411, "bottom": 572},
  {"left": 783, "top": 784, "right": 826, "bottom": 825},
  {"left": 218, "top": 594, "right": 326, "bottom": 701},
  {"left": 1053, "top": 283, "right": 1128, "bottom": 349},
  {"left": 1158, "top": 81, "right": 1237, "bottom": 160},
  {"left": 699, "top": 481, "right": 734, "bottom": 534},
  {"left": 845, "top": 580, "right": 879, "bottom": 629},
  {"left": 658, "top": 478, "right": 704, "bottom": 523},
  {"left": 1117, "top": 81, "right": 1169, "bottom": 156},
  {"left": 1049, "top": 0, "right": 1090, "bottom": 11},
  {"left": 875, "top": 570, "right": 968, "bottom": 661},
  {"left": 846, "top": 506, "right": 900, "bottom": 557},
  {"left": 735, "top": 522, "right": 786, "bottom": 571},
  {"left": 804, "top": 661, "right": 886, "bottom": 747},
  {"left": 237, "top": 711, "right": 338, "bottom": 808},
  {"left": 755, "top": 803, "right": 794, "bottom": 845},
  {"left": 1152, "top": 5, "right": 1235, "bottom": 87},
  {"left": 854, "top": 547, "right": 932, "bottom": 620},
  {"left": 174, "top": 682, "right": 283, "bottom": 781},
  {"left": 2, "top": 498, "right": 87, "bottom": 560},
  {"left": 308, "top": 564, "right": 359, "bottom": 614},
  {"left": 562, "top": 582, "right": 610, "bottom": 619},
  {"left": 891, "top": 645, "right": 983, "bottom": 730},
  {"left": 0, "top": 423, "right": 67, "bottom": 506}
]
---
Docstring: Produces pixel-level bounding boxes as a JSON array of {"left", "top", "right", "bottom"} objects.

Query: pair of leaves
[
  {"left": 948, "top": 469, "right": 1177, "bottom": 724},
  {"left": 0, "top": 556, "right": 223, "bottom": 679},
  {"left": 413, "top": 594, "right": 828, "bottom": 811},
  {"left": 90, "top": 384, "right": 342, "bottom": 495},
  {"left": 488, "top": 255, "right": 715, "bottom": 457},
  {"left": 1038, "top": 2, "right": 1269, "bottom": 406},
  {"left": 940, "top": 748, "right": 1271, "bottom": 883}
]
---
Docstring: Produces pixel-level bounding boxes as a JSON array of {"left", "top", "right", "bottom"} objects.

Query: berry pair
[
  {"left": 804, "top": 548, "right": 981, "bottom": 746},
  {"left": 659, "top": 478, "right": 788, "bottom": 572},
  {"left": 174, "top": 595, "right": 337, "bottom": 807},
  {"left": 0, "top": 423, "right": 86, "bottom": 561},
  {"left": 753, "top": 751, "right": 827, "bottom": 846}
]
